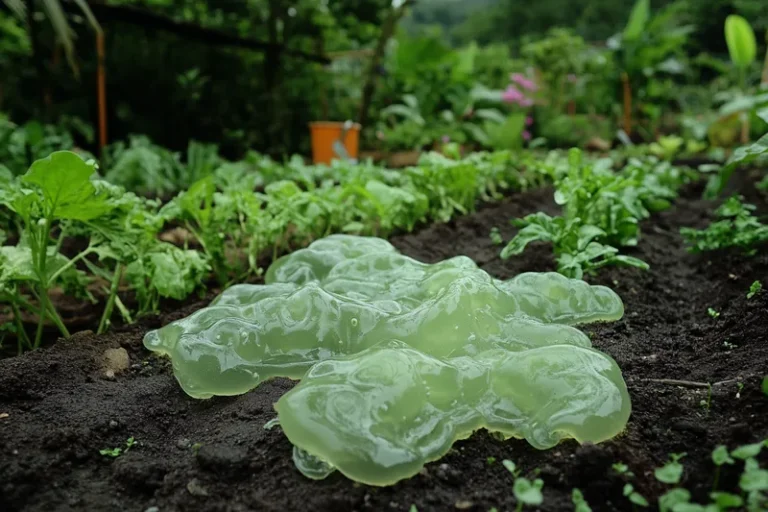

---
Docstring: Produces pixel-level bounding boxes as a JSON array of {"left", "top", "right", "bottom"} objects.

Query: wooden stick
[
  {"left": 636, "top": 377, "right": 755, "bottom": 389},
  {"left": 97, "top": 31, "right": 107, "bottom": 154}
]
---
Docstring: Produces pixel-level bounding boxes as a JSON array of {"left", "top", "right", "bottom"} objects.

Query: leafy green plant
[
  {"left": 502, "top": 460, "right": 545, "bottom": 511},
  {"left": 712, "top": 445, "right": 735, "bottom": 490},
  {"left": 572, "top": 488, "right": 592, "bottom": 512},
  {"left": 623, "top": 483, "right": 650, "bottom": 508},
  {"left": 501, "top": 149, "right": 688, "bottom": 279},
  {"left": 651, "top": 441, "right": 768, "bottom": 511},
  {"left": 610, "top": 0, "right": 693, "bottom": 136},
  {"left": 708, "top": 308, "right": 721, "bottom": 319},
  {"left": 490, "top": 226, "right": 503, "bottom": 245},
  {"left": 681, "top": 196, "right": 768, "bottom": 254},
  {"left": 747, "top": 281, "right": 762, "bottom": 299},
  {"left": 0, "top": 152, "right": 111, "bottom": 349},
  {"left": 725, "top": 15, "right": 757, "bottom": 88},
  {"left": 654, "top": 453, "right": 686, "bottom": 485},
  {"left": 99, "top": 437, "right": 136, "bottom": 458}
]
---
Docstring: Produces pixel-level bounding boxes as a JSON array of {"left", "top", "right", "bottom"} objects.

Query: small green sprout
[
  {"left": 99, "top": 437, "right": 136, "bottom": 458},
  {"left": 709, "top": 492, "right": 743, "bottom": 509},
  {"left": 612, "top": 462, "right": 633, "bottom": 477},
  {"left": 99, "top": 446, "right": 122, "bottom": 458},
  {"left": 654, "top": 453, "right": 686, "bottom": 485},
  {"left": 502, "top": 460, "right": 544, "bottom": 511},
  {"left": 762, "top": 376, "right": 768, "bottom": 396},
  {"left": 513, "top": 478, "right": 544, "bottom": 510},
  {"left": 739, "top": 458, "right": 768, "bottom": 493},
  {"left": 712, "top": 445, "right": 735, "bottom": 490},
  {"left": 708, "top": 308, "right": 720, "bottom": 319},
  {"left": 723, "top": 340, "right": 737, "bottom": 350},
  {"left": 731, "top": 441, "right": 764, "bottom": 460},
  {"left": 623, "top": 483, "right": 649, "bottom": 507},
  {"left": 490, "top": 227, "right": 503, "bottom": 245},
  {"left": 658, "top": 488, "right": 691, "bottom": 512},
  {"left": 409, "top": 505, "right": 418, "bottom": 512},
  {"left": 747, "top": 281, "right": 762, "bottom": 299},
  {"left": 487, "top": 456, "right": 496, "bottom": 465},
  {"left": 736, "top": 382, "right": 744, "bottom": 398},
  {"left": 572, "top": 488, "right": 592, "bottom": 512}
]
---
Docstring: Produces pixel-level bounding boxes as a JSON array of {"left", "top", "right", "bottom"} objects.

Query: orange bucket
[{"left": 309, "top": 121, "right": 361, "bottom": 164}]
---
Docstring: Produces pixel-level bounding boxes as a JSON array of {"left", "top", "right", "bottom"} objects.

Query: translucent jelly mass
[{"left": 144, "top": 234, "right": 631, "bottom": 485}]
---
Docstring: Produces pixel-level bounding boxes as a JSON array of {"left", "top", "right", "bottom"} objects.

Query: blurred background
[{"left": 0, "top": 0, "right": 767, "bottom": 161}]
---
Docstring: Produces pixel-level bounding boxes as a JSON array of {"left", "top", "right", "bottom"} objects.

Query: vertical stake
[{"left": 97, "top": 31, "right": 108, "bottom": 155}]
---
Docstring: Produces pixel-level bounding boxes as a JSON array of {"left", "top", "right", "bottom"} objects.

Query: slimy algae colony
[{"left": 144, "top": 235, "right": 631, "bottom": 486}]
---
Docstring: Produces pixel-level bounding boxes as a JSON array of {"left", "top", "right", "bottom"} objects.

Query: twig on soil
[{"left": 637, "top": 377, "right": 756, "bottom": 389}]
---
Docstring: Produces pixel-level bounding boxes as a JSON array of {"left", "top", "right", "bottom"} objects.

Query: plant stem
[
  {"left": 622, "top": 72, "right": 632, "bottom": 136},
  {"left": 113, "top": 295, "right": 133, "bottom": 325},
  {"left": 98, "top": 265, "right": 123, "bottom": 335},
  {"left": 46, "top": 246, "right": 96, "bottom": 286},
  {"left": 10, "top": 300, "right": 31, "bottom": 354},
  {"left": 41, "top": 294, "right": 70, "bottom": 342}
]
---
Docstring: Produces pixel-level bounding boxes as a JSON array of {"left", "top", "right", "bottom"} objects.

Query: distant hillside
[{"left": 401, "top": 0, "right": 500, "bottom": 40}]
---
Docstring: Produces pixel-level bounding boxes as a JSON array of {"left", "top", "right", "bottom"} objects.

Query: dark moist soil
[{"left": 2, "top": 171, "right": 768, "bottom": 512}]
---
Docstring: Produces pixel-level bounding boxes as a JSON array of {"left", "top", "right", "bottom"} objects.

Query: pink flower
[
  {"left": 522, "top": 130, "right": 532, "bottom": 141},
  {"left": 502, "top": 85, "right": 524, "bottom": 104},
  {"left": 525, "top": 116, "right": 534, "bottom": 126},
  {"left": 510, "top": 73, "right": 537, "bottom": 92},
  {"left": 441, "top": 135, "right": 450, "bottom": 143}
]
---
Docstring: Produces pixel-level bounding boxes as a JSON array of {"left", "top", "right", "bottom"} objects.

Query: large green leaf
[
  {"left": 725, "top": 15, "right": 757, "bottom": 69},
  {"left": 704, "top": 133, "right": 768, "bottom": 198},
  {"left": 21, "top": 151, "right": 112, "bottom": 220},
  {"left": 623, "top": 0, "right": 650, "bottom": 42}
]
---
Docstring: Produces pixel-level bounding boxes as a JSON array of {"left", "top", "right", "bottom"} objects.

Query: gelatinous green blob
[
  {"left": 144, "top": 235, "right": 623, "bottom": 399},
  {"left": 143, "top": 234, "right": 630, "bottom": 486},
  {"left": 275, "top": 340, "right": 630, "bottom": 486}
]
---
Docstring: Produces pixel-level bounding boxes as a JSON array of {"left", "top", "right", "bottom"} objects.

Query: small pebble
[
  {"left": 186, "top": 478, "right": 209, "bottom": 496},
  {"left": 144, "top": 507, "right": 159, "bottom": 512},
  {"left": 109, "top": 420, "right": 118, "bottom": 428},
  {"left": 455, "top": 500, "right": 473, "bottom": 509},
  {"left": 176, "top": 438, "right": 192, "bottom": 450}
]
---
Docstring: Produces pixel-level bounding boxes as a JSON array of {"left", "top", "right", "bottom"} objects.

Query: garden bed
[{"left": 1, "top": 171, "right": 767, "bottom": 512}]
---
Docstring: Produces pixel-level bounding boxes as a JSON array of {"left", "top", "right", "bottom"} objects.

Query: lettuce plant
[
  {"left": 681, "top": 196, "right": 768, "bottom": 254},
  {"left": 501, "top": 149, "right": 689, "bottom": 279}
]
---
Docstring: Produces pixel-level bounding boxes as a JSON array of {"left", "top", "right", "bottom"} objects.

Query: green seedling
[
  {"left": 490, "top": 226, "right": 503, "bottom": 245},
  {"left": 572, "top": 488, "right": 592, "bottom": 512},
  {"left": 736, "top": 382, "right": 744, "bottom": 398},
  {"left": 708, "top": 308, "right": 721, "bottom": 319},
  {"left": 658, "top": 488, "right": 691, "bottom": 512},
  {"left": 747, "top": 281, "right": 762, "bottom": 299},
  {"left": 712, "top": 445, "right": 735, "bottom": 490},
  {"left": 623, "top": 483, "right": 649, "bottom": 508},
  {"left": 99, "top": 437, "right": 136, "bottom": 458},
  {"left": 654, "top": 453, "right": 686, "bottom": 485},
  {"left": 613, "top": 462, "right": 634, "bottom": 478},
  {"left": 502, "top": 460, "right": 544, "bottom": 511},
  {"left": 501, "top": 149, "right": 690, "bottom": 279},
  {"left": 762, "top": 377, "right": 768, "bottom": 396},
  {"left": 682, "top": 196, "right": 768, "bottom": 255},
  {"left": 487, "top": 456, "right": 496, "bottom": 465}
]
